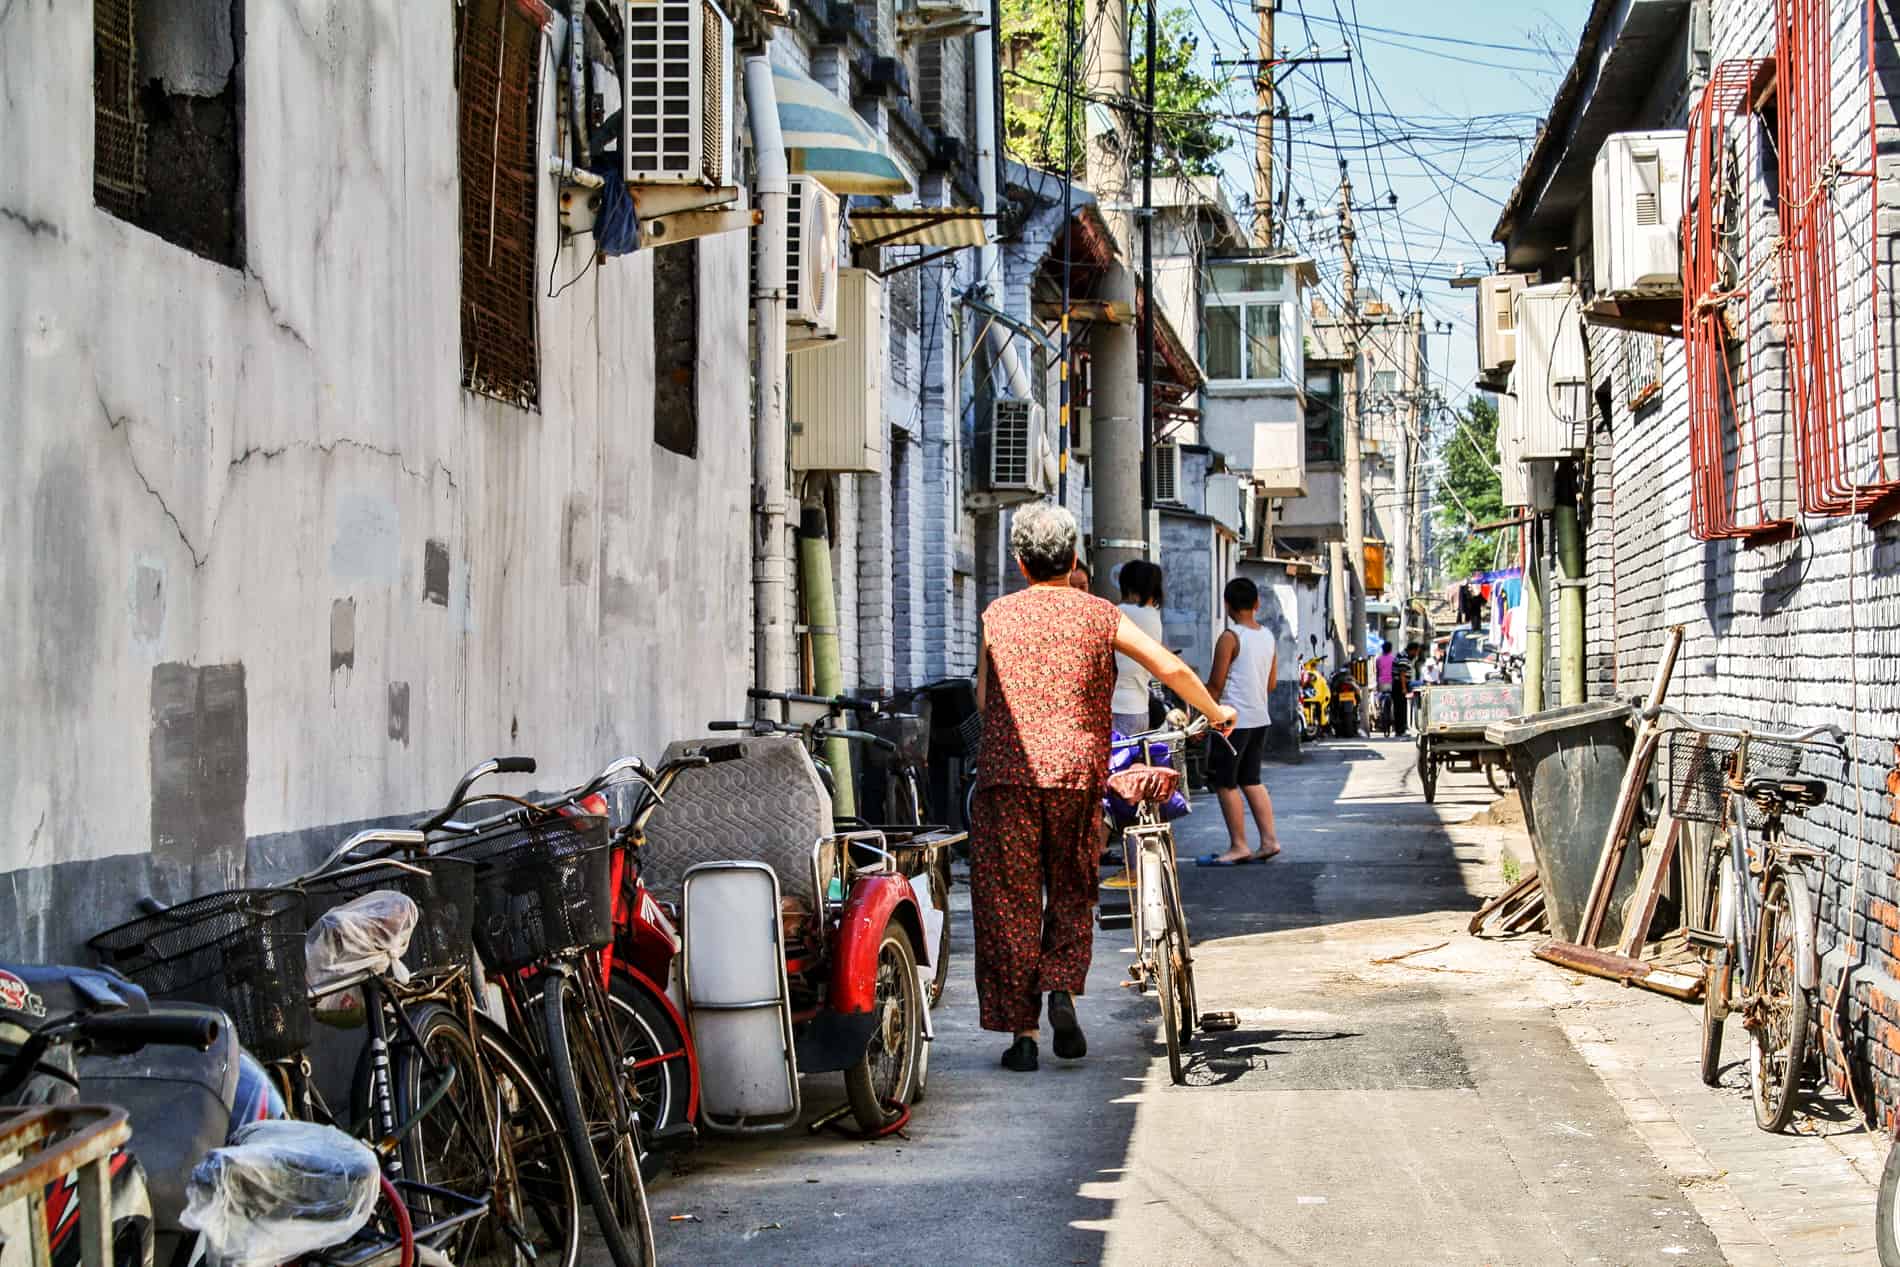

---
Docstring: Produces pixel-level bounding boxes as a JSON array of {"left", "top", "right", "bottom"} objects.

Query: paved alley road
[{"left": 644, "top": 737, "right": 1853, "bottom": 1266}]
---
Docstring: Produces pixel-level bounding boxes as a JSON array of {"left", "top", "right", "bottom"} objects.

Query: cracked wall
[{"left": 0, "top": 1, "right": 754, "bottom": 960}]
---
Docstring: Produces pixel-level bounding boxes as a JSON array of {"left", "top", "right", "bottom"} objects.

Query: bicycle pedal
[{"left": 1199, "top": 1010, "right": 1238, "bottom": 1032}]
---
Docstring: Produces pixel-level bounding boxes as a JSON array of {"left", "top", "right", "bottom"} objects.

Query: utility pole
[
  {"left": 1085, "top": 0, "right": 1144, "bottom": 594},
  {"left": 1339, "top": 167, "right": 1367, "bottom": 661},
  {"left": 1141, "top": 0, "right": 1157, "bottom": 530},
  {"left": 1252, "top": 2, "right": 1275, "bottom": 247}
]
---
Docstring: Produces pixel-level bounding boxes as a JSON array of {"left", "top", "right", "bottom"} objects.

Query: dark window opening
[
  {"left": 1304, "top": 367, "right": 1344, "bottom": 464},
  {"left": 93, "top": 0, "right": 245, "bottom": 267},
  {"left": 457, "top": 0, "right": 542, "bottom": 410},
  {"left": 654, "top": 243, "right": 700, "bottom": 457}
]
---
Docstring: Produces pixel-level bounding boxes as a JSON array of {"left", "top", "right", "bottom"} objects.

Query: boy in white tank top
[{"left": 1196, "top": 577, "right": 1282, "bottom": 866}]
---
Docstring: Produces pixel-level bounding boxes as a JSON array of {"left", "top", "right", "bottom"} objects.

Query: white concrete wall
[{"left": 0, "top": 2, "right": 753, "bottom": 957}]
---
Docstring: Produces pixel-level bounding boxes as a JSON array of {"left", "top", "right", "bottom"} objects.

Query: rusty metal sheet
[{"left": 0, "top": 1107, "right": 130, "bottom": 1209}]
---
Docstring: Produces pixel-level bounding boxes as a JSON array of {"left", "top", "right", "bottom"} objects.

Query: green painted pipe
[
  {"left": 1523, "top": 522, "right": 1545, "bottom": 716},
  {"left": 798, "top": 501, "right": 855, "bottom": 817},
  {"left": 1556, "top": 503, "right": 1585, "bottom": 707}
]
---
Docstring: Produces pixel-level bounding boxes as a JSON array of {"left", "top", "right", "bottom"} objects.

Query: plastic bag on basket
[
  {"left": 305, "top": 890, "right": 418, "bottom": 1006},
  {"left": 1104, "top": 731, "right": 1190, "bottom": 825},
  {"left": 180, "top": 1120, "right": 380, "bottom": 1267}
]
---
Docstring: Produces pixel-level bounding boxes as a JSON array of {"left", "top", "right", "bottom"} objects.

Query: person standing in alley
[
  {"left": 1197, "top": 577, "right": 1282, "bottom": 866},
  {"left": 973, "top": 503, "right": 1234, "bottom": 1072},
  {"left": 1112, "top": 560, "right": 1166, "bottom": 737}
]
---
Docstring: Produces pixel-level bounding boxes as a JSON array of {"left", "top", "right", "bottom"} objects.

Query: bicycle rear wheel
[
  {"left": 1749, "top": 869, "right": 1811, "bottom": 1133},
  {"left": 540, "top": 974, "right": 653, "bottom": 1267},
  {"left": 475, "top": 1018, "right": 582, "bottom": 1267}
]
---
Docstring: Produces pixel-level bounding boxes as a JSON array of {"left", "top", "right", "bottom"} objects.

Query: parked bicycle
[
  {"left": 419, "top": 760, "right": 654, "bottom": 1267},
  {"left": 1663, "top": 710, "right": 1845, "bottom": 1132}
]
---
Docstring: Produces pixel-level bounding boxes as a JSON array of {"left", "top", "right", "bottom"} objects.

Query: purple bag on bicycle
[{"left": 1103, "top": 731, "right": 1192, "bottom": 826}]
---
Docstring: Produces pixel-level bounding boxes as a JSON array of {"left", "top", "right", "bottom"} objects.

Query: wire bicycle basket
[
  {"left": 440, "top": 813, "right": 613, "bottom": 972},
  {"left": 1664, "top": 729, "right": 1811, "bottom": 827},
  {"left": 89, "top": 888, "right": 313, "bottom": 1062}
]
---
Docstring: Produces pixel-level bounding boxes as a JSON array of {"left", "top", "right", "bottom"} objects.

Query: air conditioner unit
[
  {"left": 1068, "top": 406, "right": 1092, "bottom": 458},
  {"left": 622, "top": 0, "right": 734, "bottom": 187},
  {"left": 789, "top": 268, "right": 884, "bottom": 471},
  {"left": 1154, "top": 443, "right": 1183, "bottom": 504},
  {"left": 1206, "top": 473, "right": 1243, "bottom": 536},
  {"left": 1592, "top": 130, "right": 1687, "bottom": 297},
  {"left": 1477, "top": 272, "right": 1529, "bottom": 377},
  {"left": 986, "top": 399, "right": 1048, "bottom": 492},
  {"left": 899, "top": 0, "right": 987, "bottom": 37},
  {"left": 786, "top": 176, "right": 840, "bottom": 341},
  {"left": 1497, "top": 374, "right": 1527, "bottom": 509},
  {"left": 1514, "top": 282, "right": 1589, "bottom": 460}
]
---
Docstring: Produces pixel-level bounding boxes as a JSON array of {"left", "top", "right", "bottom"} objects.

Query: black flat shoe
[
  {"left": 1048, "top": 991, "right": 1087, "bottom": 1059},
  {"left": 1000, "top": 1036, "right": 1039, "bottom": 1071}
]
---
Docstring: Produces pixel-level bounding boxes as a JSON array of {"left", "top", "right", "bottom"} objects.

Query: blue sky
[{"left": 1174, "top": 0, "right": 1595, "bottom": 406}]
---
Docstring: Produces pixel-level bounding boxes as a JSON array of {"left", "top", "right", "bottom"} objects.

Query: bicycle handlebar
[
  {"left": 1644, "top": 706, "right": 1847, "bottom": 749},
  {"left": 414, "top": 757, "right": 537, "bottom": 832},
  {"left": 80, "top": 1011, "right": 222, "bottom": 1052},
  {"left": 747, "top": 688, "right": 886, "bottom": 716}
]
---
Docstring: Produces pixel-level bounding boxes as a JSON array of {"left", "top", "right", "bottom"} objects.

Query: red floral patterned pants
[{"left": 969, "top": 785, "right": 1099, "bottom": 1033}]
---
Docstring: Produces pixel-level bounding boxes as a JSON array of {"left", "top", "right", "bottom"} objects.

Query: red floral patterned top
[{"left": 978, "top": 584, "right": 1123, "bottom": 791}]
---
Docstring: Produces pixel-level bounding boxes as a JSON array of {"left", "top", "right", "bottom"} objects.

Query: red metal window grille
[
  {"left": 1775, "top": 0, "right": 1900, "bottom": 520},
  {"left": 1684, "top": 57, "right": 1794, "bottom": 543},
  {"left": 458, "top": 0, "right": 543, "bottom": 411}
]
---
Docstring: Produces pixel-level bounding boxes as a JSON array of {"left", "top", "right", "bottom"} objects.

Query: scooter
[
  {"left": 1299, "top": 658, "right": 1331, "bottom": 741},
  {"left": 1329, "top": 667, "right": 1363, "bottom": 738},
  {"left": 0, "top": 963, "right": 301, "bottom": 1267}
]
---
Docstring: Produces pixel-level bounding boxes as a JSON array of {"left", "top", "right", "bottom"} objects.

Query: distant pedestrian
[
  {"left": 1068, "top": 559, "right": 1091, "bottom": 591},
  {"left": 1112, "top": 560, "right": 1166, "bottom": 737},
  {"left": 973, "top": 503, "right": 1234, "bottom": 1072},
  {"left": 1197, "top": 577, "right": 1282, "bottom": 866}
]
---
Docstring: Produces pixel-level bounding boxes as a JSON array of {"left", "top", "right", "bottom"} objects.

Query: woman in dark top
[{"left": 973, "top": 502, "right": 1235, "bottom": 1071}]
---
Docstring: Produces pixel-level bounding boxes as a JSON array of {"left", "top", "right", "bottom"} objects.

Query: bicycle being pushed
[{"left": 1099, "top": 713, "right": 1236, "bottom": 1084}]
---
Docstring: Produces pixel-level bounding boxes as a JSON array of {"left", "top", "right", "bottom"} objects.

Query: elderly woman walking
[{"left": 973, "top": 503, "right": 1235, "bottom": 1071}]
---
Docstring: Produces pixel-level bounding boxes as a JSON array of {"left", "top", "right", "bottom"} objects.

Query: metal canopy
[{"left": 847, "top": 208, "right": 991, "bottom": 250}]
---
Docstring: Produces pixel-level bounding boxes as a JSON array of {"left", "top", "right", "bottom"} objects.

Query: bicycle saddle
[{"left": 1744, "top": 777, "right": 1826, "bottom": 809}]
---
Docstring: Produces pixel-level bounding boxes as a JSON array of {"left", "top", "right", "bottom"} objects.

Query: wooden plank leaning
[{"left": 1574, "top": 624, "right": 1684, "bottom": 947}]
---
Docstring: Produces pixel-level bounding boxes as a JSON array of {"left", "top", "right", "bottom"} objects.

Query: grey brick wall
[{"left": 1591, "top": 0, "right": 1900, "bottom": 1127}]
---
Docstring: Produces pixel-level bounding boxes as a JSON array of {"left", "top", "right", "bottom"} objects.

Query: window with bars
[
  {"left": 457, "top": 0, "right": 542, "bottom": 410},
  {"left": 1623, "top": 331, "right": 1663, "bottom": 412},
  {"left": 93, "top": 0, "right": 244, "bottom": 267},
  {"left": 654, "top": 243, "right": 700, "bottom": 456}
]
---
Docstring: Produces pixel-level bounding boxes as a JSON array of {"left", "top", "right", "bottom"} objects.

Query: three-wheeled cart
[{"left": 1415, "top": 682, "right": 1523, "bottom": 803}]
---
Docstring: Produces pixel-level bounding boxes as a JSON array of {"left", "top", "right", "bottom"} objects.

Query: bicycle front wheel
[
  {"left": 1877, "top": 1137, "right": 1900, "bottom": 1266},
  {"left": 540, "top": 974, "right": 653, "bottom": 1267},
  {"left": 1748, "top": 869, "right": 1812, "bottom": 1133},
  {"left": 474, "top": 1018, "right": 582, "bottom": 1267},
  {"left": 1160, "top": 856, "right": 1195, "bottom": 1047}
]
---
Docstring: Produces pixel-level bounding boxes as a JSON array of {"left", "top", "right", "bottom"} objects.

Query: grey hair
[{"left": 1010, "top": 501, "right": 1080, "bottom": 581}]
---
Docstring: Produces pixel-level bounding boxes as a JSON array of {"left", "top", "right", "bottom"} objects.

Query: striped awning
[
  {"left": 772, "top": 63, "right": 911, "bottom": 196},
  {"left": 847, "top": 207, "right": 990, "bottom": 249}
]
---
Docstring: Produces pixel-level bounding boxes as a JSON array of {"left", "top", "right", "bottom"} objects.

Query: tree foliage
[
  {"left": 1000, "top": 0, "right": 1230, "bottom": 180},
  {"left": 1434, "top": 395, "right": 1507, "bottom": 582}
]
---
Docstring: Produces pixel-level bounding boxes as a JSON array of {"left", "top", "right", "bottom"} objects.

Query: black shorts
[{"left": 1207, "top": 725, "right": 1268, "bottom": 789}]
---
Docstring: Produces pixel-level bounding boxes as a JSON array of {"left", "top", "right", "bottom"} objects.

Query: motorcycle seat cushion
[
  {"left": 79, "top": 1003, "right": 239, "bottom": 1232},
  {"left": 642, "top": 735, "right": 833, "bottom": 908}
]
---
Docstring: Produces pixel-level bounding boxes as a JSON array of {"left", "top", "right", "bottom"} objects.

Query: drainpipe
[
  {"left": 566, "top": 0, "right": 591, "bottom": 169},
  {"left": 745, "top": 56, "right": 790, "bottom": 694},
  {"left": 1556, "top": 499, "right": 1585, "bottom": 706},
  {"left": 1523, "top": 521, "right": 1545, "bottom": 715},
  {"left": 972, "top": 7, "right": 1033, "bottom": 403},
  {"left": 799, "top": 503, "right": 856, "bottom": 817}
]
